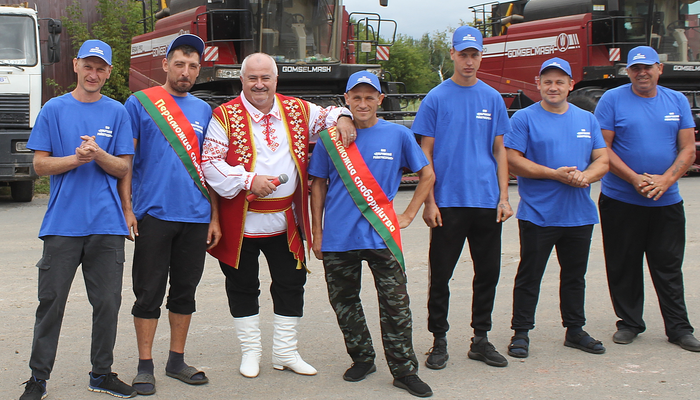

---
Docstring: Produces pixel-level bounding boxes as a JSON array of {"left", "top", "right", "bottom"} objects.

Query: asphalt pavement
[{"left": 2, "top": 178, "right": 700, "bottom": 399}]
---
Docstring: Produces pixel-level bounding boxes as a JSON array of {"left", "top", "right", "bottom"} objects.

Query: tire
[
  {"left": 567, "top": 87, "right": 607, "bottom": 113},
  {"left": 10, "top": 180, "right": 34, "bottom": 202}
]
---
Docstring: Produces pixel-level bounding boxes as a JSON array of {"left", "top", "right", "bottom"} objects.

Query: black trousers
[
  {"left": 31, "top": 235, "right": 125, "bottom": 380},
  {"left": 511, "top": 221, "right": 593, "bottom": 331},
  {"left": 219, "top": 233, "right": 306, "bottom": 318},
  {"left": 599, "top": 194, "right": 694, "bottom": 341},
  {"left": 427, "top": 207, "right": 503, "bottom": 336}
]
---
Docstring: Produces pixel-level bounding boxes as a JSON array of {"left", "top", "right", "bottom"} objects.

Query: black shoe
[
  {"left": 20, "top": 377, "right": 47, "bottom": 400},
  {"left": 343, "top": 362, "right": 377, "bottom": 382},
  {"left": 393, "top": 374, "right": 433, "bottom": 397},
  {"left": 468, "top": 336, "right": 508, "bottom": 367},
  {"left": 671, "top": 334, "right": 700, "bottom": 352},
  {"left": 425, "top": 337, "right": 448, "bottom": 369},
  {"left": 612, "top": 329, "right": 637, "bottom": 344},
  {"left": 88, "top": 372, "right": 137, "bottom": 398}
]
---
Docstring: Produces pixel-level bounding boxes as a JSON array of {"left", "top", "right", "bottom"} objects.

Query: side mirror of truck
[
  {"left": 47, "top": 19, "right": 61, "bottom": 64},
  {"left": 48, "top": 18, "right": 62, "bottom": 34},
  {"left": 380, "top": 0, "right": 388, "bottom": 6}
]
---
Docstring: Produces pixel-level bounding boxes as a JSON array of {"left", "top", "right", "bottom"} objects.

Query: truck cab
[{"left": 0, "top": 4, "right": 60, "bottom": 201}]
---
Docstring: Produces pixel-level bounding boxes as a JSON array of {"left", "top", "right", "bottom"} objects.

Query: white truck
[{"left": 0, "top": 3, "right": 60, "bottom": 201}]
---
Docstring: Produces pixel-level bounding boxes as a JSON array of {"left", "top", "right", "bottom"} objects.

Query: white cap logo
[
  {"left": 632, "top": 53, "right": 646, "bottom": 60},
  {"left": 89, "top": 47, "right": 104, "bottom": 55},
  {"left": 549, "top": 62, "right": 561, "bottom": 67},
  {"left": 358, "top": 76, "right": 372, "bottom": 84},
  {"left": 464, "top": 34, "right": 476, "bottom": 42}
]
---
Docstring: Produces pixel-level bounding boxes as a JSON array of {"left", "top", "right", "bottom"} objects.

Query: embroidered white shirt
[{"left": 202, "top": 93, "right": 347, "bottom": 237}]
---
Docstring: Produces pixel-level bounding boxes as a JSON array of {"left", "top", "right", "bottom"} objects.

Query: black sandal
[
  {"left": 564, "top": 330, "right": 606, "bottom": 354},
  {"left": 508, "top": 334, "right": 529, "bottom": 358}
]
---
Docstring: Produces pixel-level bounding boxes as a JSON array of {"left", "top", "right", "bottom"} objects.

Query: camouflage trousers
[{"left": 323, "top": 249, "right": 418, "bottom": 378}]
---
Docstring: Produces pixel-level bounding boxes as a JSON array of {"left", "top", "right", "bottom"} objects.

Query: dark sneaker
[
  {"left": 468, "top": 336, "right": 508, "bottom": 367},
  {"left": 612, "top": 329, "right": 637, "bottom": 344},
  {"left": 20, "top": 377, "right": 47, "bottom": 400},
  {"left": 425, "top": 337, "right": 448, "bottom": 369},
  {"left": 343, "top": 362, "right": 377, "bottom": 382},
  {"left": 88, "top": 372, "right": 137, "bottom": 398},
  {"left": 671, "top": 334, "right": 700, "bottom": 352},
  {"left": 393, "top": 374, "right": 433, "bottom": 397}
]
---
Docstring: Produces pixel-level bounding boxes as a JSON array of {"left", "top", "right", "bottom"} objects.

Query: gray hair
[{"left": 240, "top": 53, "right": 279, "bottom": 77}]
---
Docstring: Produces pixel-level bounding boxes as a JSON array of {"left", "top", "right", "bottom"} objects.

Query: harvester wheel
[{"left": 567, "top": 87, "right": 606, "bottom": 113}]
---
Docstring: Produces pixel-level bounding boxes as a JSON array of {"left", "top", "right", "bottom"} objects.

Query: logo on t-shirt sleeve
[
  {"left": 664, "top": 112, "right": 680, "bottom": 122},
  {"left": 576, "top": 128, "right": 591, "bottom": 139}
]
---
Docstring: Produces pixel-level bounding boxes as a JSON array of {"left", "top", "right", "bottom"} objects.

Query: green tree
[
  {"left": 63, "top": 0, "right": 144, "bottom": 102},
  {"left": 419, "top": 29, "right": 453, "bottom": 83},
  {"left": 379, "top": 34, "right": 439, "bottom": 93}
]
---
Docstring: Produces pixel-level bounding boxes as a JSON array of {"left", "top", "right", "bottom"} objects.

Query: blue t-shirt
[
  {"left": 27, "top": 93, "right": 134, "bottom": 237},
  {"left": 411, "top": 79, "right": 511, "bottom": 208},
  {"left": 506, "top": 103, "right": 606, "bottom": 227},
  {"left": 308, "top": 119, "right": 429, "bottom": 252},
  {"left": 595, "top": 84, "right": 694, "bottom": 207},
  {"left": 125, "top": 93, "right": 212, "bottom": 223}
]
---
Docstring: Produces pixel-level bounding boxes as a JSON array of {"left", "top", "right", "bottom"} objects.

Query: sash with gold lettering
[
  {"left": 318, "top": 126, "right": 405, "bottom": 270},
  {"left": 208, "top": 94, "right": 312, "bottom": 270},
  {"left": 134, "top": 86, "right": 210, "bottom": 202}
]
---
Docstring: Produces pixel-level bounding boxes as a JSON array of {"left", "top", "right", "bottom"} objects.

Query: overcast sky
[{"left": 344, "top": 0, "right": 483, "bottom": 39}]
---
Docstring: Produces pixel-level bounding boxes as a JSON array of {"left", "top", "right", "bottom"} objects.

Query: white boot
[
  {"left": 233, "top": 314, "right": 262, "bottom": 378},
  {"left": 271, "top": 314, "right": 317, "bottom": 375}
]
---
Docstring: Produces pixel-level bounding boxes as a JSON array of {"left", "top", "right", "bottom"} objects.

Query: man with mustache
[
  {"left": 595, "top": 46, "right": 700, "bottom": 352},
  {"left": 20, "top": 40, "right": 136, "bottom": 400},
  {"left": 201, "top": 53, "right": 355, "bottom": 378},
  {"left": 119, "top": 34, "right": 220, "bottom": 395}
]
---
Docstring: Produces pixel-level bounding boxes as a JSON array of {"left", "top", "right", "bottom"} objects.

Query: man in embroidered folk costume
[
  {"left": 504, "top": 58, "right": 609, "bottom": 358},
  {"left": 595, "top": 46, "right": 700, "bottom": 352},
  {"left": 20, "top": 40, "right": 136, "bottom": 400},
  {"left": 119, "top": 34, "right": 220, "bottom": 395},
  {"left": 201, "top": 52, "right": 355, "bottom": 378},
  {"left": 411, "top": 25, "right": 513, "bottom": 370},
  {"left": 309, "top": 71, "right": 435, "bottom": 397}
]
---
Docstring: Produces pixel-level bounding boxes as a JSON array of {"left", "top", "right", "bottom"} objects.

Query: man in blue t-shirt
[
  {"left": 594, "top": 46, "right": 700, "bottom": 352},
  {"left": 118, "top": 35, "right": 220, "bottom": 394},
  {"left": 505, "top": 58, "right": 609, "bottom": 358},
  {"left": 411, "top": 26, "right": 514, "bottom": 369},
  {"left": 20, "top": 40, "right": 136, "bottom": 400},
  {"left": 309, "top": 71, "right": 435, "bottom": 398}
]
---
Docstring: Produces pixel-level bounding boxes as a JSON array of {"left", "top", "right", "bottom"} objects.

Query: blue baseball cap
[
  {"left": 627, "top": 46, "right": 660, "bottom": 68},
  {"left": 539, "top": 57, "right": 572, "bottom": 77},
  {"left": 77, "top": 40, "right": 112, "bottom": 65},
  {"left": 346, "top": 70, "right": 382, "bottom": 93},
  {"left": 166, "top": 34, "right": 205, "bottom": 59},
  {"left": 452, "top": 26, "right": 483, "bottom": 52}
]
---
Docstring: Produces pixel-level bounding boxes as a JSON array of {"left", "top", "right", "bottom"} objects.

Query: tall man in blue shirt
[
  {"left": 595, "top": 46, "right": 700, "bottom": 352},
  {"left": 120, "top": 34, "right": 221, "bottom": 395},
  {"left": 412, "top": 26, "right": 513, "bottom": 369},
  {"left": 505, "top": 58, "right": 609, "bottom": 358},
  {"left": 20, "top": 40, "right": 136, "bottom": 400}
]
